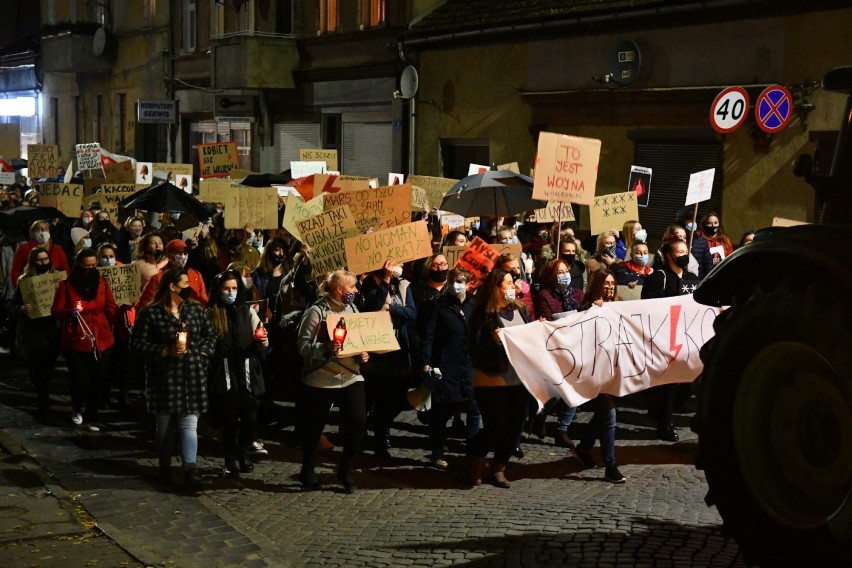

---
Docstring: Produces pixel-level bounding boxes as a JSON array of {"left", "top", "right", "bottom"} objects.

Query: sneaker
[
  {"left": 604, "top": 465, "right": 626, "bottom": 484},
  {"left": 248, "top": 441, "right": 268, "bottom": 455},
  {"left": 70, "top": 412, "right": 83, "bottom": 426}
]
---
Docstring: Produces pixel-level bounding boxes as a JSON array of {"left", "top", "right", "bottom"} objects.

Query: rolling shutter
[
  {"left": 342, "top": 122, "right": 392, "bottom": 178},
  {"left": 274, "top": 123, "right": 320, "bottom": 174}
]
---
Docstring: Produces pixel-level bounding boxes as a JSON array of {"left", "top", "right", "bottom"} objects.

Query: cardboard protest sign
[
  {"left": 299, "top": 149, "right": 338, "bottom": 172},
  {"left": 83, "top": 183, "right": 138, "bottom": 221},
  {"left": 407, "top": 175, "right": 458, "bottom": 212},
  {"left": 685, "top": 168, "right": 715, "bottom": 206},
  {"left": 344, "top": 220, "right": 432, "bottom": 275},
  {"left": 323, "top": 183, "right": 412, "bottom": 233},
  {"left": 290, "top": 161, "right": 326, "bottom": 179},
  {"left": 102, "top": 160, "right": 135, "bottom": 183},
  {"left": 223, "top": 187, "right": 279, "bottom": 229},
  {"left": 152, "top": 162, "right": 193, "bottom": 182},
  {"left": 27, "top": 144, "right": 60, "bottom": 178},
  {"left": 182, "top": 223, "right": 204, "bottom": 242},
  {"left": 297, "top": 204, "right": 360, "bottom": 276},
  {"left": 19, "top": 272, "right": 67, "bottom": 319},
  {"left": 325, "top": 312, "right": 400, "bottom": 357},
  {"left": 772, "top": 217, "right": 809, "bottom": 227},
  {"left": 38, "top": 183, "right": 83, "bottom": 216},
  {"left": 532, "top": 132, "right": 601, "bottom": 205},
  {"left": 443, "top": 243, "right": 521, "bottom": 268},
  {"left": 628, "top": 165, "right": 652, "bottom": 207},
  {"left": 501, "top": 295, "right": 720, "bottom": 409},
  {"left": 75, "top": 143, "right": 102, "bottom": 170},
  {"left": 411, "top": 186, "right": 429, "bottom": 211},
  {"left": 97, "top": 263, "right": 142, "bottom": 305},
  {"left": 497, "top": 162, "right": 520, "bottom": 174},
  {"left": 534, "top": 201, "right": 576, "bottom": 223},
  {"left": 590, "top": 191, "right": 639, "bottom": 234},
  {"left": 199, "top": 178, "right": 235, "bottom": 203},
  {"left": 454, "top": 236, "right": 500, "bottom": 290},
  {"left": 230, "top": 169, "right": 258, "bottom": 180},
  {"left": 283, "top": 193, "right": 325, "bottom": 241},
  {"left": 198, "top": 142, "right": 239, "bottom": 178},
  {"left": 314, "top": 174, "right": 370, "bottom": 195}
]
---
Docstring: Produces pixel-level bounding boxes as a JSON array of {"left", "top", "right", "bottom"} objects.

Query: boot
[
  {"left": 223, "top": 459, "right": 240, "bottom": 478},
  {"left": 467, "top": 456, "right": 486, "bottom": 486},
  {"left": 238, "top": 455, "right": 254, "bottom": 473},
  {"left": 183, "top": 466, "right": 202, "bottom": 493},
  {"left": 555, "top": 430, "right": 576, "bottom": 449},
  {"left": 490, "top": 463, "right": 511, "bottom": 488},
  {"left": 157, "top": 463, "right": 172, "bottom": 486}
]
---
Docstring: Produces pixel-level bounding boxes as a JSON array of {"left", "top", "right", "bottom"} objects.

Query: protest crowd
[{"left": 0, "top": 149, "right": 748, "bottom": 495}]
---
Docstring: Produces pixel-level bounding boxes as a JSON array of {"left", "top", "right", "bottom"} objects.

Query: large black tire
[{"left": 694, "top": 286, "right": 852, "bottom": 566}]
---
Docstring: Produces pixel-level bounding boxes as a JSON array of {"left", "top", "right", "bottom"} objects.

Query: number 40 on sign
[{"left": 710, "top": 87, "right": 750, "bottom": 134}]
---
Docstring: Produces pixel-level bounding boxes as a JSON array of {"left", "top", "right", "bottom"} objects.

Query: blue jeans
[
  {"left": 155, "top": 413, "right": 199, "bottom": 471},
  {"left": 556, "top": 404, "right": 577, "bottom": 432},
  {"left": 578, "top": 395, "right": 617, "bottom": 466}
]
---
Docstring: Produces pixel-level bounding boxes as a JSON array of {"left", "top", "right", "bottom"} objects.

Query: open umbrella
[
  {"left": 440, "top": 170, "right": 546, "bottom": 218},
  {"left": 0, "top": 205, "right": 66, "bottom": 230},
  {"left": 118, "top": 181, "right": 211, "bottom": 220}
]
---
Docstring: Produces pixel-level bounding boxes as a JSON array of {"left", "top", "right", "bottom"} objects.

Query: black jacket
[
  {"left": 468, "top": 304, "right": 529, "bottom": 374},
  {"left": 641, "top": 266, "right": 701, "bottom": 299},
  {"left": 420, "top": 294, "right": 473, "bottom": 402}
]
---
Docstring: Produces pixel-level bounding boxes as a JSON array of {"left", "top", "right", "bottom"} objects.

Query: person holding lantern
[{"left": 206, "top": 269, "right": 268, "bottom": 477}]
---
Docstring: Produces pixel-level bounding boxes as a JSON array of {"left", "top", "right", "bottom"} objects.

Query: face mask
[
  {"left": 704, "top": 225, "right": 718, "bottom": 236},
  {"left": 634, "top": 254, "right": 649, "bottom": 266},
  {"left": 560, "top": 254, "right": 576, "bottom": 265},
  {"left": 504, "top": 288, "right": 516, "bottom": 302},
  {"left": 100, "top": 257, "right": 116, "bottom": 267},
  {"left": 220, "top": 291, "right": 237, "bottom": 305},
  {"left": 634, "top": 229, "right": 647, "bottom": 242},
  {"left": 151, "top": 249, "right": 164, "bottom": 260},
  {"left": 510, "top": 271, "right": 521, "bottom": 282},
  {"left": 603, "top": 287, "right": 615, "bottom": 301},
  {"left": 602, "top": 245, "right": 616, "bottom": 257},
  {"left": 34, "top": 231, "right": 50, "bottom": 245},
  {"left": 500, "top": 238, "right": 513, "bottom": 244},
  {"left": 685, "top": 222, "right": 696, "bottom": 233},
  {"left": 242, "top": 276, "right": 253, "bottom": 289},
  {"left": 275, "top": 255, "right": 287, "bottom": 264},
  {"left": 171, "top": 254, "right": 188, "bottom": 268},
  {"left": 471, "top": 222, "right": 480, "bottom": 231},
  {"left": 35, "top": 263, "right": 51, "bottom": 274},
  {"left": 177, "top": 286, "right": 192, "bottom": 301},
  {"left": 452, "top": 281, "right": 466, "bottom": 297},
  {"left": 391, "top": 266, "right": 403, "bottom": 279},
  {"left": 538, "top": 230, "right": 549, "bottom": 241},
  {"left": 556, "top": 273, "right": 571, "bottom": 288},
  {"left": 128, "top": 227, "right": 143, "bottom": 238},
  {"left": 82, "top": 238, "right": 92, "bottom": 249},
  {"left": 341, "top": 291, "right": 356, "bottom": 305},
  {"left": 428, "top": 269, "right": 448, "bottom": 283},
  {"left": 172, "top": 212, "right": 181, "bottom": 220},
  {"left": 674, "top": 254, "right": 690, "bottom": 269}
]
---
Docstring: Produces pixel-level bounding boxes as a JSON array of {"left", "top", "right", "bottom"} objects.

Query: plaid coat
[{"left": 131, "top": 301, "right": 216, "bottom": 415}]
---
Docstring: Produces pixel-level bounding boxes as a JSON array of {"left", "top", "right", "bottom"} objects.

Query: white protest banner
[
  {"left": 407, "top": 174, "right": 458, "bottom": 212},
  {"left": 136, "top": 162, "right": 153, "bottom": 185},
  {"left": 344, "top": 220, "right": 432, "bottom": 275},
  {"left": 468, "top": 163, "right": 490, "bottom": 175},
  {"left": 534, "top": 201, "right": 576, "bottom": 223},
  {"left": 709, "top": 245, "right": 726, "bottom": 267},
  {"left": 283, "top": 193, "right": 325, "bottom": 241},
  {"left": 299, "top": 149, "right": 338, "bottom": 172},
  {"left": 97, "top": 263, "right": 142, "bottom": 305},
  {"left": 151, "top": 162, "right": 193, "bottom": 182},
  {"left": 628, "top": 165, "right": 652, "bottom": 207},
  {"left": 27, "top": 144, "right": 60, "bottom": 178},
  {"left": 590, "top": 191, "right": 639, "bottom": 234},
  {"left": 75, "top": 143, "right": 102, "bottom": 170},
  {"left": 297, "top": 204, "right": 360, "bottom": 275},
  {"left": 443, "top": 243, "right": 521, "bottom": 268},
  {"left": 685, "top": 168, "right": 715, "bottom": 206},
  {"left": 182, "top": 223, "right": 204, "bottom": 243},
  {"left": 323, "top": 183, "right": 412, "bottom": 233},
  {"left": 38, "top": 183, "right": 83, "bottom": 216},
  {"left": 19, "top": 272, "right": 67, "bottom": 319},
  {"left": 325, "top": 312, "right": 400, "bottom": 357},
  {"left": 501, "top": 295, "right": 721, "bottom": 409},
  {"left": 290, "top": 161, "right": 326, "bottom": 179},
  {"left": 532, "top": 132, "right": 601, "bottom": 204}
]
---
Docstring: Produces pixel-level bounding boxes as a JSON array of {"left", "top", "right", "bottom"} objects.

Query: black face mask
[
  {"left": 560, "top": 254, "right": 576, "bottom": 265},
  {"left": 71, "top": 266, "right": 100, "bottom": 300},
  {"left": 674, "top": 255, "right": 690, "bottom": 269},
  {"left": 510, "top": 271, "right": 521, "bottom": 282},
  {"left": 150, "top": 249, "right": 164, "bottom": 260},
  {"left": 35, "top": 263, "right": 51, "bottom": 274},
  {"left": 703, "top": 225, "right": 718, "bottom": 236},
  {"left": 177, "top": 286, "right": 193, "bottom": 301},
  {"left": 428, "top": 269, "right": 449, "bottom": 283}
]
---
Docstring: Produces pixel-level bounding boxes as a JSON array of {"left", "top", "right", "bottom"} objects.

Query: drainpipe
[{"left": 167, "top": 0, "right": 176, "bottom": 163}]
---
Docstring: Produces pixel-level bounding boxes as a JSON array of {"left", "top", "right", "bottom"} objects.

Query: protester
[
  {"left": 614, "top": 242, "right": 653, "bottom": 288},
  {"left": 675, "top": 207, "right": 714, "bottom": 278},
  {"left": 739, "top": 230, "right": 755, "bottom": 247},
  {"left": 221, "top": 227, "right": 260, "bottom": 269},
  {"left": 615, "top": 220, "right": 647, "bottom": 261},
  {"left": 51, "top": 248, "right": 118, "bottom": 431},
  {"left": 133, "top": 232, "right": 168, "bottom": 288},
  {"left": 10, "top": 220, "right": 70, "bottom": 287},
  {"left": 584, "top": 231, "right": 619, "bottom": 282},
  {"left": 295, "top": 270, "right": 370, "bottom": 493},
  {"left": 443, "top": 231, "right": 467, "bottom": 247},
  {"left": 207, "top": 269, "right": 268, "bottom": 477},
  {"left": 130, "top": 267, "right": 216, "bottom": 492},
  {"left": 137, "top": 239, "right": 208, "bottom": 309},
  {"left": 699, "top": 212, "right": 734, "bottom": 262},
  {"left": 115, "top": 216, "right": 146, "bottom": 264}
]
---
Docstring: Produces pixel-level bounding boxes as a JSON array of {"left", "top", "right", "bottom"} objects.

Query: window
[
  {"left": 50, "top": 97, "right": 59, "bottom": 146},
  {"left": 75, "top": 96, "right": 84, "bottom": 143},
  {"left": 116, "top": 94, "right": 126, "bottom": 152},
  {"left": 183, "top": 0, "right": 196, "bottom": 52},
  {"left": 189, "top": 120, "right": 252, "bottom": 176},
  {"left": 440, "top": 139, "right": 490, "bottom": 180},
  {"left": 96, "top": 95, "right": 105, "bottom": 145},
  {"left": 360, "top": 0, "right": 385, "bottom": 29},
  {"left": 319, "top": 0, "right": 339, "bottom": 34}
]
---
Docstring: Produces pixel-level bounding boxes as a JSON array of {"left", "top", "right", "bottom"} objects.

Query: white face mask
[
  {"left": 634, "top": 229, "right": 647, "bottom": 243},
  {"left": 82, "top": 238, "right": 92, "bottom": 249},
  {"left": 243, "top": 276, "right": 253, "bottom": 289},
  {"left": 452, "top": 281, "right": 466, "bottom": 297},
  {"left": 391, "top": 266, "right": 403, "bottom": 279},
  {"left": 100, "top": 257, "right": 116, "bottom": 267},
  {"left": 171, "top": 253, "right": 188, "bottom": 268},
  {"left": 34, "top": 231, "right": 50, "bottom": 245},
  {"left": 504, "top": 288, "right": 516, "bottom": 302}
]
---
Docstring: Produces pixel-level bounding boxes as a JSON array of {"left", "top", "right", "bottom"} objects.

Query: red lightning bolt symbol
[
  {"left": 322, "top": 175, "right": 342, "bottom": 194},
  {"left": 670, "top": 305, "right": 683, "bottom": 360}
]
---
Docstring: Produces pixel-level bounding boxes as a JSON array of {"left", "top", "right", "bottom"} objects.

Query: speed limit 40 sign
[{"left": 710, "top": 87, "right": 750, "bottom": 134}]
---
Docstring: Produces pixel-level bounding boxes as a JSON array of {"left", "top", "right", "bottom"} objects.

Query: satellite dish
[
  {"left": 92, "top": 27, "right": 107, "bottom": 56},
  {"left": 399, "top": 65, "right": 419, "bottom": 99},
  {"left": 609, "top": 40, "right": 641, "bottom": 86}
]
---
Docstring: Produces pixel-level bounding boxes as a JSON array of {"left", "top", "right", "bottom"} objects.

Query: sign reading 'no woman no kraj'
[
  {"left": 532, "top": 132, "right": 601, "bottom": 205},
  {"left": 500, "top": 296, "right": 721, "bottom": 410},
  {"left": 344, "top": 220, "right": 432, "bottom": 275}
]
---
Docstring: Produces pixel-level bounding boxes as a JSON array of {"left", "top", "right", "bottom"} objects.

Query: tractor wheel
[{"left": 694, "top": 286, "right": 852, "bottom": 566}]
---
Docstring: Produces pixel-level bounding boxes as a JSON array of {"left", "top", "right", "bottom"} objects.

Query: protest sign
[
  {"left": 198, "top": 142, "right": 239, "bottom": 178},
  {"left": 102, "top": 160, "right": 135, "bottom": 183},
  {"left": 0, "top": 172, "right": 14, "bottom": 185},
  {"left": 0, "top": 124, "right": 20, "bottom": 159},
  {"left": 297, "top": 204, "right": 360, "bottom": 276},
  {"left": 199, "top": 178, "right": 235, "bottom": 203},
  {"left": 230, "top": 169, "right": 258, "bottom": 180},
  {"left": 440, "top": 214, "right": 465, "bottom": 230},
  {"left": 75, "top": 143, "right": 102, "bottom": 170},
  {"left": 299, "top": 149, "right": 338, "bottom": 172},
  {"left": 84, "top": 183, "right": 138, "bottom": 221},
  {"left": 454, "top": 237, "right": 500, "bottom": 290},
  {"left": 283, "top": 193, "right": 325, "bottom": 241},
  {"left": 388, "top": 173, "right": 404, "bottom": 185},
  {"left": 325, "top": 311, "right": 400, "bottom": 357},
  {"left": 38, "top": 183, "right": 83, "bottom": 216},
  {"left": 590, "top": 191, "right": 639, "bottom": 234},
  {"left": 152, "top": 163, "right": 193, "bottom": 182},
  {"left": 176, "top": 174, "right": 192, "bottom": 193},
  {"left": 411, "top": 186, "right": 429, "bottom": 211},
  {"left": 19, "top": 272, "right": 67, "bottom": 319},
  {"left": 314, "top": 174, "right": 371, "bottom": 195},
  {"left": 497, "top": 162, "right": 521, "bottom": 174},
  {"left": 344, "top": 220, "right": 432, "bottom": 275},
  {"left": 534, "top": 201, "right": 576, "bottom": 223},
  {"left": 323, "top": 183, "right": 412, "bottom": 233},
  {"left": 290, "top": 161, "right": 326, "bottom": 179},
  {"left": 532, "top": 132, "right": 600, "bottom": 204},
  {"left": 685, "top": 168, "right": 715, "bottom": 206},
  {"left": 27, "top": 144, "right": 60, "bottom": 178},
  {"left": 772, "top": 217, "right": 809, "bottom": 227},
  {"left": 136, "top": 162, "right": 153, "bottom": 185},
  {"left": 223, "top": 187, "right": 278, "bottom": 229},
  {"left": 628, "top": 165, "right": 652, "bottom": 207},
  {"left": 98, "top": 263, "right": 142, "bottom": 305},
  {"left": 501, "top": 295, "right": 720, "bottom": 409},
  {"left": 407, "top": 175, "right": 458, "bottom": 212},
  {"left": 182, "top": 223, "right": 204, "bottom": 242},
  {"left": 443, "top": 243, "right": 521, "bottom": 268},
  {"left": 468, "top": 163, "right": 490, "bottom": 175}
]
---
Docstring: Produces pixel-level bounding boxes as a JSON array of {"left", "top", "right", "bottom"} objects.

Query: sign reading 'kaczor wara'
[
  {"left": 532, "top": 132, "right": 600, "bottom": 205},
  {"left": 344, "top": 221, "right": 432, "bottom": 275}
]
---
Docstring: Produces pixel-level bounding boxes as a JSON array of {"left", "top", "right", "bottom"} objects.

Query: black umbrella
[
  {"left": 118, "top": 181, "right": 211, "bottom": 219},
  {"left": 440, "top": 170, "right": 546, "bottom": 218},
  {"left": 0, "top": 205, "right": 66, "bottom": 230},
  {"left": 237, "top": 173, "right": 292, "bottom": 187}
]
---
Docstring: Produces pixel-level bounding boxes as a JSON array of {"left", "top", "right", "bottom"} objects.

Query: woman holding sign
[
  {"left": 296, "top": 270, "right": 370, "bottom": 493},
  {"left": 11, "top": 247, "right": 61, "bottom": 421}
]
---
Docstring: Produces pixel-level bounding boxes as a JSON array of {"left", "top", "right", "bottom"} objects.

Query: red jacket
[
  {"left": 11, "top": 240, "right": 70, "bottom": 287},
  {"left": 135, "top": 266, "right": 208, "bottom": 310},
  {"left": 51, "top": 277, "right": 118, "bottom": 353}
]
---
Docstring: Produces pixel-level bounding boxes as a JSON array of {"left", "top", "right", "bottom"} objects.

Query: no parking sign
[{"left": 755, "top": 85, "right": 793, "bottom": 134}]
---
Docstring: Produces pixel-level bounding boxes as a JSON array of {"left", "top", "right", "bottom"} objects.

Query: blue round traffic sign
[{"left": 755, "top": 85, "right": 793, "bottom": 134}]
